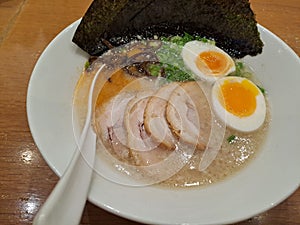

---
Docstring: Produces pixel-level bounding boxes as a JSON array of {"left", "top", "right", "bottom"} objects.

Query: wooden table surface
[{"left": 0, "top": 0, "right": 299, "bottom": 224}]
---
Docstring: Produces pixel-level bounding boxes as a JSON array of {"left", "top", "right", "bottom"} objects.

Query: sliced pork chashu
[
  {"left": 144, "top": 82, "right": 179, "bottom": 149},
  {"left": 124, "top": 91, "right": 172, "bottom": 166},
  {"left": 124, "top": 92, "right": 158, "bottom": 152},
  {"left": 94, "top": 91, "right": 134, "bottom": 161},
  {"left": 166, "top": 82, "right": 212, "bottom": 150}
]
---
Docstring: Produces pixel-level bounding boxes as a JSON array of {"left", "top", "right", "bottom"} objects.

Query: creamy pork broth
[
  {"left": 73, "top": 40, "right": 270, "bottom": 188},
  {"left": 162, "top": 123, "right": 269, "bottom": 187},
  {"left": 73, "top": 65, "right": 270, "bottom": 188}
]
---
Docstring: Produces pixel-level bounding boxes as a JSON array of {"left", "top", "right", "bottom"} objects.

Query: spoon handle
[
  {"left": 33, "top": 65, "right": 105, "bottom": 225},
  {"left": 33, "top": 65, "right": 104, "bottom": 225},
  {"left": 33, "top": 126, "right": 96, "bottom": 225}
]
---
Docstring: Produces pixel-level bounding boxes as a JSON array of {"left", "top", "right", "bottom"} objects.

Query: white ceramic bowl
[{"left": 27, "top": 20, "right": 300, "bottom": 224}]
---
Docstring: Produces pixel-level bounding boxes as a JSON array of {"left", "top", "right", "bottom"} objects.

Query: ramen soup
[{"left": 73, "top": 39, "right": 270, "bottom": 188}]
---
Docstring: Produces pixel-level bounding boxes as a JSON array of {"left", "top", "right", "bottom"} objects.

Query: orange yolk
[
  {"left": 196, "top": 51, "right": 230, "bottom": 76},
  {"left": 219, "top": 79, "right": 259, "bottom": 117}
]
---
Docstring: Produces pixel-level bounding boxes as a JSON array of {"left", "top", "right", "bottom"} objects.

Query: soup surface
[{"left": 73, "top": 40, "right": 270, "bottom": 188}]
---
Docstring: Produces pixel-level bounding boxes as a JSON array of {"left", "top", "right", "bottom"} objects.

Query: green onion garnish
[{"left": 227, "top": 135, "right": 236, "bottom": 144}]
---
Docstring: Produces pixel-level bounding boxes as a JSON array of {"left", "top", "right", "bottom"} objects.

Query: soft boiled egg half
[
  {"left": 212, "top": 76, "right": 266, "bottom": 132},
  {"left": 181, "top": 40, "right": 236, "bottom": 82}
]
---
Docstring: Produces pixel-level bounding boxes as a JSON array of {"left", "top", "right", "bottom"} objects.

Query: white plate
[{"left": 27, "top": 19, "right": 300, "bottom": 224}]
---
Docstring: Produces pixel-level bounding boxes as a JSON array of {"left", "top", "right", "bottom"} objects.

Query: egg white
[
  {"left": 181, "top": 40, "right": 236, "bottom": 82},
  {"left": 212, "top": 77, "right": 266, "bottom": 132}
]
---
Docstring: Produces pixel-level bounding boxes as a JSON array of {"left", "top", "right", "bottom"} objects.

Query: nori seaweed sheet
[{"left": 72, "top": 0, "right": 263, "bottom": 58}]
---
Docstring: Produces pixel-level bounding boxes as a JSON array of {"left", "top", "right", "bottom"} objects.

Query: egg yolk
[
  {"left": 219, "top": 79, "right": 259, "bottom": 117},
  {"left": 196, "top": 51, "right": 230, "bottom": 76}
]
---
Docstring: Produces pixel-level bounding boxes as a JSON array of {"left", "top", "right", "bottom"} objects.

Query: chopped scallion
[
  {"left": 227, "top": 135, "right": 236, "bottom": 144},
  {"left": 84, "top": 61, "right": 90, "bottom": 70},
  {"left": 257, "top": 85, "right": 266, "bottom": 94}
]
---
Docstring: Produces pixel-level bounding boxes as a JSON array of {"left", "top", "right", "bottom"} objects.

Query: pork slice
[
  {"left": 124, "top": 91, "right": 173, "bottom": 166},
  {"left": 166, "top": 82, "right": 212, "bottom": 150},
  {"left": 124, "top": 92, "right": 159, "bottom": 152},
  {"left": 94, "top": 91, "right": 134, "bottom": 161},
  {"left": 144, "top": 82, "right": 179, "bottom": 149}
]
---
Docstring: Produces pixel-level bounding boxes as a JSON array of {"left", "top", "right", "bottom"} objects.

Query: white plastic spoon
[{"left": 33, "top": 64, "right": 105, "bottom": 225}]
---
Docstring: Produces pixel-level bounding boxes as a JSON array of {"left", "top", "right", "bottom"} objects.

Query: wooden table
[{"left": 0, "top": 0, "right": 299, "bottom": 224}]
